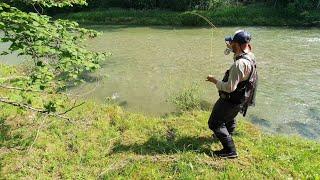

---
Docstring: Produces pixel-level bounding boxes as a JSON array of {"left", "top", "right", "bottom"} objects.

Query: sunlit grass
[{"left": 1, "top": 99, "right": 320, "bottom": 178}]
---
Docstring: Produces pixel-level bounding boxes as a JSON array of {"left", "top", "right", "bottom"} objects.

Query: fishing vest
[{"left": 219, "top": 54, "right": 258, "bottom": 116}]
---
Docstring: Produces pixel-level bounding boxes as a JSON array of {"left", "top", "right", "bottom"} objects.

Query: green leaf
[{"left": 1, "top": 51, "right": 9, "bottom": 55}]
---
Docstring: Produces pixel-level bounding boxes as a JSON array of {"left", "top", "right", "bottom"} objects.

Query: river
[{"left": 1, "top": 25, "right": 320, "bottom": 139}]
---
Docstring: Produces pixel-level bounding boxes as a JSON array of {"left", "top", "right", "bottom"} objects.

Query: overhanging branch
[
  {"left": 0, "top": 97, "right": 75, "bottom": 121},
  {"left": 0, "top": 97, "right": 47, "bottom": 113},
  {"left": 0, "top": 85, "right": 42, "bottom": 92}
]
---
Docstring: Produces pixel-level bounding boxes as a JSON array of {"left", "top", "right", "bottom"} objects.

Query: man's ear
[{"left": 241, "top": 43, "right": 250, "bottom": 53}]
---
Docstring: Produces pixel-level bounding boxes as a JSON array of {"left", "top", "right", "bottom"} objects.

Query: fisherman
[{"left": 206, "top": 30, "right": 258, "bottom": 158}]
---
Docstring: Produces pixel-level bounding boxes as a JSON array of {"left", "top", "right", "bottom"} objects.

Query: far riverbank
[{"left": 56, "top": 5, "right": 320, "bottom": 27}]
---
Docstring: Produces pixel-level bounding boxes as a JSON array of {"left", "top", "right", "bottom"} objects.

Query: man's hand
[{"left": 206, "top": 75, "right": 218, "bottom": 84}]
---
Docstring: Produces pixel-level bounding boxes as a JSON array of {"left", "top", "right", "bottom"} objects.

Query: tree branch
[
  {"left": 32, "top": 3, "right": 41, "bottom": 15},
  {"left": 0, "top": 97, "right": 47, "bottom": 113},
  {"left": 0, "top": 76, "right": 29, "bottom": 83},
  {"left": 0, "top": 85, "right": 42, "bottom": 92},
  {"left": 274, "top": 0, "right": 278, "bottom": 8},
  {"left": 0, "top": 97, "right": 72, "bottom": 121},
  {"left": 58, "top": 101, "right": 85, "bottom": 115}
]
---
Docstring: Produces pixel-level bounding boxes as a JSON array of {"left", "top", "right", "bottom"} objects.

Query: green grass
[
  {"left": 1, "top": 60, "right": 320, "bottom": 178},
  {"left": 1, "top": 100, "right": 320, "bottom": 179},
  {"left": 55, "top": 5, "right": 320, "bottom": 27}
]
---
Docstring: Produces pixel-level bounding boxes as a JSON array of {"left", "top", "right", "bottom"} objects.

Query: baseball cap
[{"left": 225, "top": 30, "right": 251, "bottom": 44}]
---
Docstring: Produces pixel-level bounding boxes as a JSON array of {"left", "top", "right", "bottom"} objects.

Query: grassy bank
[
  {"left": 56, "top": 5, "right": 320, "bottom": 27},
  {"left": 1, "top": 99, "right": 320, "bottom": 178}
]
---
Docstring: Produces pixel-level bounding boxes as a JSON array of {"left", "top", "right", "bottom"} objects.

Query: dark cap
[{"left": 225, "top": 30, "right": 251, "bottom": 44}]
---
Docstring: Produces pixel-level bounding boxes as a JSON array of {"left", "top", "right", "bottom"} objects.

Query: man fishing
[{"left": 206, "top": 30, "right": 258, "bottom": 158}]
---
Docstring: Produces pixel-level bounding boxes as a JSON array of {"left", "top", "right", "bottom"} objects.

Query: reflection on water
[
  {"left": 250, "top": 116, "right": 271, "bottom": 128},
  {"left": 1, "top": 25, "right": 320, "bottom": 139}
]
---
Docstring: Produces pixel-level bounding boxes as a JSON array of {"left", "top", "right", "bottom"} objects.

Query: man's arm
[
  {"left": 216, "top": 61, "right": 245, "bottom": 93},
  {"left": 207, "top": 60, "right": 248, "bottom": 93}
]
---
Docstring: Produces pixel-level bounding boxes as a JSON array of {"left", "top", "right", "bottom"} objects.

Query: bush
[
  {"left": 180, "top": 12, "right": 200, "bottom": 26},
  {"left": 168, "top": 83, "right": 202, "bottom": 112},
  {"left": 82, "top": 0, "right": 220, "bottom": 11}
]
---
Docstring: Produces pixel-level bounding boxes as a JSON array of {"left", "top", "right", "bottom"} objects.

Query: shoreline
[{"left": 55, "top": 7, "right": 320, "bottom": 27}]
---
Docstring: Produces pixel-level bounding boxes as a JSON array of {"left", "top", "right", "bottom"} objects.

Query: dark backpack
[
  {"left": 219, "top": 54, "right": 258, "bottom": 116},
  {"left": 241, "top": 56, "right": 258, "bottom": 116}
]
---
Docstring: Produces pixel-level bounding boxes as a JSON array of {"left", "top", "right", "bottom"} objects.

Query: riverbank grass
[
  {"left": 1, "top": 99, "right": 320, "bottom": 178},
  {"left": 56, "top": 5, "right": 320, "bottom": 26}
]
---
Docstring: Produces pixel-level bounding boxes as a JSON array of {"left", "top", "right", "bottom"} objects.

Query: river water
[{"left": 1, "top": 26, "right": 320, "bottom": 139}]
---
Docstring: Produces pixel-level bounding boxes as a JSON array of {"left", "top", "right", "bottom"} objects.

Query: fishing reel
[{"left": 224, "top": 47, "right": 232, "bottom": 55}]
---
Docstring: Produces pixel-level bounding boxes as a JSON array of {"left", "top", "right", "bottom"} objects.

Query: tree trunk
[{"left": 273, "top": 0, "right": 278, "bottom": 8}]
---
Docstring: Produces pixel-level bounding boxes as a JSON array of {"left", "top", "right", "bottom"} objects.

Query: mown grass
[
  {"left": 55, "top": 4, "right": 320, "bottom": 27},
  {"left": 1, "top": 99, "right": 320, "bottom": 179}
]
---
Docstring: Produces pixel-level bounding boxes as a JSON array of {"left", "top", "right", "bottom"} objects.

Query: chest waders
[{"left": 219, "top": 54, "right": 258, "bottom": 117}]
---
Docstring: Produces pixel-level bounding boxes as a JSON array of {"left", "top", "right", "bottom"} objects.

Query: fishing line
[{"left": 185, "top": 12, "right": 218, "bottom": 61}]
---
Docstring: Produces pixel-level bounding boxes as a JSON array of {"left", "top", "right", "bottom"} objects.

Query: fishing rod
[{"left": 185, "top": 12, "right": 218, "bottom": 60}]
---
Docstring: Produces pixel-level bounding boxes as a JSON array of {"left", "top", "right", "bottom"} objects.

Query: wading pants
[{"left": 208, "top": 98, "right": 241, "bottom": 152}]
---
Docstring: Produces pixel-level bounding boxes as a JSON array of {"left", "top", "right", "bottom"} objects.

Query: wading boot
[
  {"left": 214, "top": 137, "right": 238, "bottom": 159},
  {"left": 214, "top": 149, "right": 238, "bottom": 159},
  {"left": 212, "top": 133, "right": 219, "bottom": 141}
]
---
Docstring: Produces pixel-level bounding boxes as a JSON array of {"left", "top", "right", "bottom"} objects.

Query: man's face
[{"left": 226, "top": 41, "right": 239, "bottom": 52}]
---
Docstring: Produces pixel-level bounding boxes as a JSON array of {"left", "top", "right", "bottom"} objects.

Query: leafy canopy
[
  {"left": 0, "top": 2, "right": 109, "bottom": 115},
  {"left": 14, "top": 0, "right": 87, "bottom": 7},
  {"left": 0, "top": 3, "right": 109, "bottom": 90}
]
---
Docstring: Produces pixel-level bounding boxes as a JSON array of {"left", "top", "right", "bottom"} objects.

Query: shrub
[
  {"left": 168, "top": 83, "right": 202, "bottom": 112},
  {"left": 73, "top": 0, "right": 218, "bottom": 11}
]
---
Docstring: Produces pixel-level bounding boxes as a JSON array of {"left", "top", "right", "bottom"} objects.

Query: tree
[{"left": 0, "top": 1, "right": 109, "bottom": 119}]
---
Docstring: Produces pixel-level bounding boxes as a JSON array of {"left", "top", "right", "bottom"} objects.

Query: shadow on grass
[
  {"left": 160, "top": 99, "right": 212, "bottom": 118},
  {"left": 0, "top": 116, "right": 35, "bottom": 172},
  {"left": 112, "top": 135, "right": 219, "bottom": 156},
  {"left": 0, "top": 117, "right": 11, "bottom": 145},
  {"left": 0, "top": 116, "right": 35, "bottom": 149}
]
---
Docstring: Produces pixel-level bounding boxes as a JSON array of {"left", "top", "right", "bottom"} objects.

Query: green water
[{"left": 1, "top": 26, "right": 320, "bottom": 139}]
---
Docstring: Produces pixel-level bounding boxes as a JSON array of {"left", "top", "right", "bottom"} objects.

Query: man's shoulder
[
  {"left": 231, "top": 55, "right": 253, "bottom": 73},
  {"left": 238, "top": 53, "right": 255, "bottom": 65},
  {"left": 234, "top": 57, "right": 251, "bottom": 67},
  {"left": 241, "top": 52, "right": 255, "bottom": 61}
]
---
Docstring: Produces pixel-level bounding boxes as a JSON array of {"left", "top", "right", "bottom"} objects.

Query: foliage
[
  {"left": 46, "top": 0, "right": 320, "bottom": 12},
  {"left": 1, "top": 3, "right": 108, "bottom": 90},
  {"left": 1, "top": 102, "right": 320, "bottom": 178},
  {"left": 57, "top": 5, "right": 320, "bottom": 26},
  {"left": 83, "top": 0, "right": 214, "bottom": 11},
  {"left": 168, "top": 83, "right": 202, "bottom": 112},
  {"left": 0, "top": 2, "right": 109, "bottom": 115},
  {"left": 0, "top": 65, "right": 70, "bottom": 115},
  {"left": 6, "top": 0, "right": 320, "bottom": 15},
  {"left": 8, "top": 0, "right": 88, "bottom": 7}
]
